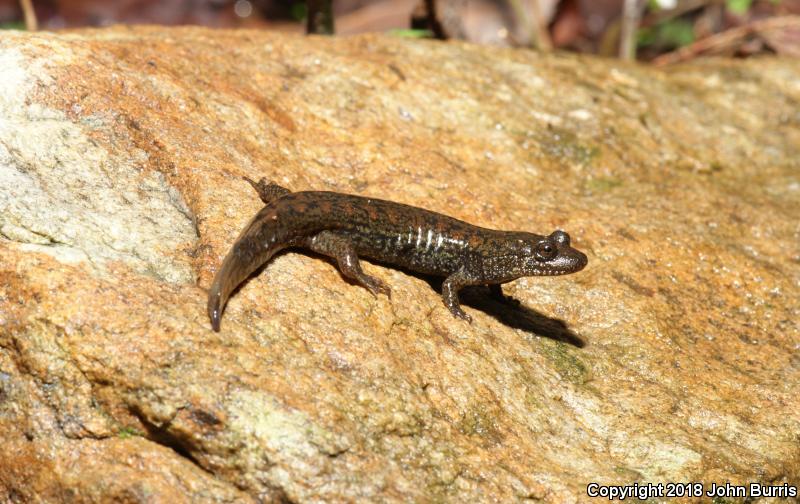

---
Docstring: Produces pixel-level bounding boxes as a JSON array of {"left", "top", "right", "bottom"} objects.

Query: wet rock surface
[{"left": 0, "top": 27, "right": 798, "bottom": 502}]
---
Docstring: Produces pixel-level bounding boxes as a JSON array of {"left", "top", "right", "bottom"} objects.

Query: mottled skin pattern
[{"left": 207, "top": 178, "right": 588, "bottom": 331}]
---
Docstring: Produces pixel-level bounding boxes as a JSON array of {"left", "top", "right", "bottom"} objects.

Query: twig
[
  {"left": 508, "top": 0, "right": 552, "bottom": 50},
  {"left": 640, "top": 0, "right": 711, "bottom": 29},
  {"left": 652, "top": 15, "right": 800, "bottom": 66},
  {"left": 19, "top": 0, "right": 38, "bottom": 31},
  {"left": 423, "top": 0, "right": 447, "bottom": 39},
  {"left": 619, "top": 0, "right": 645, "bottom": 60},
  {"left": 307, "top": 0, "right": 334, "bottom": 35},
  {"left": 528, "top": 0, "right": 553, "bottom": 50},
  {"left": 422, "top": 0, "right": 467, "bottom": 40}
]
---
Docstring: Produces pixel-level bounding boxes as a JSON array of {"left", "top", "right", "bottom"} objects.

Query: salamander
[{"left": 207, "top": 177, "right": 588, "bottom": 331}]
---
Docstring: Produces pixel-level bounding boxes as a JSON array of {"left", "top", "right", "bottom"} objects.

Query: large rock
[{"left": 1, "top": 26, "right": 798, "bottom": 502}]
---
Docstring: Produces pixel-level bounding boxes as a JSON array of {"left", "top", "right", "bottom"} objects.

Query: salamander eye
[
  {"left": 535, "top": 241, "right": 558, "bottom": 261},
  {"left": 551, "top": 230, "right": 570, "bottom": 246}
]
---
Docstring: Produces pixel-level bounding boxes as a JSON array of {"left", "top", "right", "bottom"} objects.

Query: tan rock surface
[{"left": 1, "top": 27, "right": 799, "bottom": 502}]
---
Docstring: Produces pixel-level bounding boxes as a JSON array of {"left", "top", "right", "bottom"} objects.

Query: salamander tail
[
  {"left": 208, "top": 292, "right": 223, "bottom": 332},
  {"left": 206, "top": 211, "right": 286, "bottom": 331},
  {"left": 206, "top": 247, "right": 251, "bottom": 332}
]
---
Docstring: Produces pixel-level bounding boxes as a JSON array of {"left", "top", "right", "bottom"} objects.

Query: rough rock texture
[{"left": 1, "top": 27, "right": 799, "bottom": 503}]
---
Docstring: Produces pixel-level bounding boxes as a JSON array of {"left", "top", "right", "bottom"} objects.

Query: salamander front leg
[
  {"left": 305, "top": 231, "right": 391, "bottom": 298},
  {"left": 442, "top": 268, "right": 480, "bottom": 323},
  {"left": 243, "top": 176, "right": 291, "bottom": 204}
]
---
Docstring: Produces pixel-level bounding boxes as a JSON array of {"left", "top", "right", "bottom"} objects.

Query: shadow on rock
[
  {"left": 218, "top": 251, "right": 585, "bottom": 347},
  {"left": 445, "top": 283, "right": 585, "bottom": 348}
]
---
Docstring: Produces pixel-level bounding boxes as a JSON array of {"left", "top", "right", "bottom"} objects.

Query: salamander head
[{"left": 523, "top": 230, "right": 587, "bottom": 276}]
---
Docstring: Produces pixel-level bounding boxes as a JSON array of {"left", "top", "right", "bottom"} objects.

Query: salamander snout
[{"left": 528, "top": 230, "right": 587, "bottom": 276}]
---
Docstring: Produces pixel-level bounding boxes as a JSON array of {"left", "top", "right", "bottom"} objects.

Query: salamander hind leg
[
  {"left": 305, "top": 231, "right": 391, "bottom": 298},
  {"left": 243, "top": 176, "right": 291, "bottom": 204}
]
